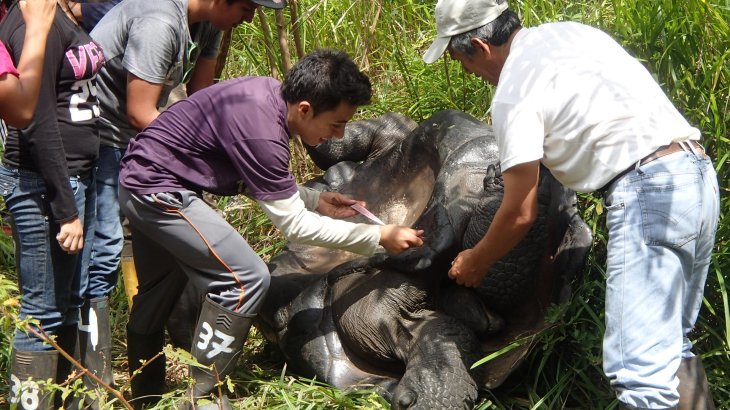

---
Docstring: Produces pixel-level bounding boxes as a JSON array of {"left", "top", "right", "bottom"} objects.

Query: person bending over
[
  {"left": 118, "top": 49, "right": 424, "bottom": 409},
  {"left": 423, "top": 1, "right": 719, "bottom": 409}
]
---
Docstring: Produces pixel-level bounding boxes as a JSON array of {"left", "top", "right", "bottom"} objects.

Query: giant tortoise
[{"left": 246, "top": 110, "right": 593, "bottom": 409}]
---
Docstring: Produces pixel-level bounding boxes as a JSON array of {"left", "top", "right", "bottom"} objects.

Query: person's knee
[
  {"left": 257, "top": 267, "right": 271, "bottom": 295},
  {"left": 240, "top": 260, "right": 271, "bottom": 310},
  {"left": 243, "top": 261, "right": 271, "bottom": 303}
]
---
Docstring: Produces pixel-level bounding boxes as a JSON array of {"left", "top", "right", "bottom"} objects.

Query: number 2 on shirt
[{"left": 69, "top": 79, "right": 100, "bottom": 122}]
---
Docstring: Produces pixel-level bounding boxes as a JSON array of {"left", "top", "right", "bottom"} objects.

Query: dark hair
[
  {"left": 281, "top": 49, "right": 372, "bottom": 116},
  {"left": 449, "top": 8, "right": 522, "bottom": 56}
]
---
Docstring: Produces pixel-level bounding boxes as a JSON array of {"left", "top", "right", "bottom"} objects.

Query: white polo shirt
[{"left": 491, "top": 22, "right": 699, "bottom": 192}]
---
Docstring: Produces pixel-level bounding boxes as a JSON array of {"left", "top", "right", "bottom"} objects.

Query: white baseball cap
[
  {"left": 423, "top": 0, "right": 509, "bottom": 64},
  {"left": 252, "top": 0, "right": 287, "bottom": 9}
]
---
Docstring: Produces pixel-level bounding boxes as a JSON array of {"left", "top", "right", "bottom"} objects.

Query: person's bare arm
[
  {"left": 185, "top": 56, "right": 217, "bottom": 95},
  {"left": 448, "top": 160, "right": 541, "bottom": 287},
  {"left": 126, "top": 73, "right": 163, "bottom": 130},
  {"left": 0, "top": 0, "right": 56, "bottom": 127}
]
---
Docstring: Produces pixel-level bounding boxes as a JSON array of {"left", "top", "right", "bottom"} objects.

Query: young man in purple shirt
[{"left": 119, "top": 49, "right": 424, "bottom": 409}]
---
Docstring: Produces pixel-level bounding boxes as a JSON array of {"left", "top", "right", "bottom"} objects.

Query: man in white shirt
[{"left": 423, "top": 1, "right": 719, "bottom": 409}]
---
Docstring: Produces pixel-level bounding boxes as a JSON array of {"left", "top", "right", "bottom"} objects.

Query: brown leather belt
[
  {"left": 598, "top": 140, "right": 706, "bottom": 195},
  {"left": 638, "top": 140, "right": 706, "bottom": 166}
]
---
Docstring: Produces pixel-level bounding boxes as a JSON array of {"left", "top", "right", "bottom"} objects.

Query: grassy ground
[{"left": 1, "top": 0, "right": 728, "bottom": 408}]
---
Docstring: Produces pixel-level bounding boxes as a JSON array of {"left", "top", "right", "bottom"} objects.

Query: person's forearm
[
  {"left": 128, "top": 109, "right": 159, "bottom": 131},
  {"left": 257, "top": 193, "right": 380, "bottom": 255},
  {"left": 471, "top": 204, "right": 535, "bottom": 269},
  {"left": 126, "top": 75, "right": 164, "bottom": 130},
  {"left": 186, "top": 57, "right": 217, "bottom": 95},
  {"left": 297, "top": 185, "right": 321, "bottom": 211}
]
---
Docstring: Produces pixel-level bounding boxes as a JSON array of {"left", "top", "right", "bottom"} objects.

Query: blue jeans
[
  {"left": 602, "top": 148, "right": 719, "bottom": 409},
  {"left": 87, "top": 145, "right": 125, "bottom": 298},
  {"left": 0, "top": 165, "right": 96, "bottom": 351}
]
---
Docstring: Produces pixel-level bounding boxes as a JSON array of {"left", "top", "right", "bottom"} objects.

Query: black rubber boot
[
  {"left": 55, "top": 324, "right": 83, "bottom": 409},
  {"left": 127, "top": 326, "right": 166, "bottom": 410},
  {"left": 79, "top": 296, "right": 115, "bottom": 408},
  {"left": 9, "top": 349, "right": 58, "bottom": 409},
  {"left": 55, "top": 324, "right": 79, "bottom": 382},
  {"left": 185, "top": 296, "right": 254, "bottom": 409},
  {"left": 677, "top": 356, "right": 715, "bottom": 410}
]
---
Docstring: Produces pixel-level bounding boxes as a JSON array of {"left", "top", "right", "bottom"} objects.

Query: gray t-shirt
[{"left": 91, "top": 0, "right": 221, "bottom": 148}]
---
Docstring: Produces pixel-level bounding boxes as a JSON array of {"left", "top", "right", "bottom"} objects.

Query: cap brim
[
  {"left": 252, "top": 0, "right": 287, "bottom": 9},
  {"left": 422, "top": 36, "right": 450, "bottom": 64}
]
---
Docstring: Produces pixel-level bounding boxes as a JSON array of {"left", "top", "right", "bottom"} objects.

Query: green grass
[
  {"left": 222, "top": 1, "right": 730, "bottom": 408},
  {"left": 1, "top": 0, "right": 728, "bottom": 408}
]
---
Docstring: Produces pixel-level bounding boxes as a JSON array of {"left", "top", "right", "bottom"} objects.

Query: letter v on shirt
[{"left": 65, "top": 41, "right": 105, "bottom": 80}]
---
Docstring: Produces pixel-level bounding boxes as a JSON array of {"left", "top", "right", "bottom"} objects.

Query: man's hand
[
  {"left": 448, "top": 248, "right": 489, "bottom": 288},
  {"left": 379, "top": 225, "right": 424, "bottom": 255},
  {"left": 56, "top": 217, "right": 83, "bottom": 254},
  {"left": 316, "top": 192, "right": 365, "bottom": 219}
]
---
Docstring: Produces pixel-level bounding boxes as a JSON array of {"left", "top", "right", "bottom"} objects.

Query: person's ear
[
  {"left": 471, "top": 37, "right": 491, "bottom": 57},
  {"left": 298, "top": 101, "right": 312, "bottom": 118}
]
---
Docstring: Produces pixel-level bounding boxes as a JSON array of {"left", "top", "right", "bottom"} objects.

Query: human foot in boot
[{"left": 184, "top": 296, "right": 254, "bottom": 409}]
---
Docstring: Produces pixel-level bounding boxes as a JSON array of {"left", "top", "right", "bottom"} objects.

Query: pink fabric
[{"left": 0, "top": 42, "right": 18, "bottom": 77}]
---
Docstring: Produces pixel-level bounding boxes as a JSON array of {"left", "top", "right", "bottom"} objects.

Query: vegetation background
[{"left": 0, "top": 0, "right": 728, "bottom": 408}]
